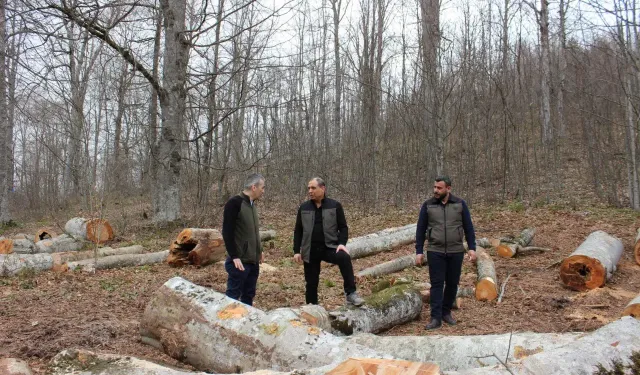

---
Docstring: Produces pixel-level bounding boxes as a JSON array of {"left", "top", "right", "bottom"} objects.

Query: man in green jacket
[{"left": 222, "top": 173, "right": 265, "bottom": 306}]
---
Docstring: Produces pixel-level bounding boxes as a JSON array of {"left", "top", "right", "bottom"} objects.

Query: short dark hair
[{"left": 435, "top": 175, "right": 452, "bottom": 187}]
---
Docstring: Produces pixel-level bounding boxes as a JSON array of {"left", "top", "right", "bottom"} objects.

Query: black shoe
[
  {"left": 442, "top": 313, "right": 457, "bottom": 325},
  {"left": 424, "top": 318, "right": 442, "bottom": 330}
]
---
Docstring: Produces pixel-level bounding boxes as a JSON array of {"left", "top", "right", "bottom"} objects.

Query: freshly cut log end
[
  {"left": 85, "top": 219, "right": 114, "bottom": 243},
  {"left": 622, "top": 294, "right": 640, "bottom": 319},
  {"left": 635, "top": 228, "right": 640, "bottom": 266},
  {"left": 326, "top": 358, "right": 439, "bottom": 375},
  {"left": 476, "top": 278, "right": 498, "bottom": 301},
  {"left": 0, "top": 238, "right": 13, "bottom": 254},
  {"left": 496, "top": 244, "right": 517, "bottom": 258},
  {"left": 560, "top": 255, "right": 606, "bottom": 291},
  {"left": 35, "top": 229, "right": 56, "bottom": 243}
]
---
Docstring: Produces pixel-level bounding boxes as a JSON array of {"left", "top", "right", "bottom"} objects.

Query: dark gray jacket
[
  {"left": 293, "top": 198, "right": 348, "bottom": 263},
  {"left": 415, "top": 194, "right": 476, "bottom": 254}
]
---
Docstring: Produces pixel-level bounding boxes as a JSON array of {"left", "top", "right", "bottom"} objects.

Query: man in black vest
[
  {"left": 293, "top": 177, "right": 364, "bottom": 306},
  {"left": 222, "top": 173, "right": 265, "bottom": 306},
  {"left": 416, "top": 176, "right": 477, "bottom": 330}
]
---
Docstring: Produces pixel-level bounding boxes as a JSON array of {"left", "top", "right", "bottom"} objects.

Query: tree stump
[
  {"left": 623, "top": 293, "right": 640, "bottom": 319},
  {"left": 560, "top": 231, "right": 623, "bottom": 291},
  {"left": 64, "top": 217, "right": 114, "bottom": 243},
  {"left": 475, "top": 247, "right": 498, "bottom": 301}
]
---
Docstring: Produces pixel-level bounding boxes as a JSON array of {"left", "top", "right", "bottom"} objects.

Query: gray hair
[
  {"left": 310, "top": 177, "right": 326, "bottom": 188},
  {"left": 244, "top": 173, "right": 265, "bottom": 190}
]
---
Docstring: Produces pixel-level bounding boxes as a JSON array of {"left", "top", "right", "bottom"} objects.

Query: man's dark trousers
[
  {"left": 224, "top": 258, "right": 260, "bottom": 306},
  {"left": 303, "top": 247, "right": 356, "bottom": 305},
  {"left": 427, "top": 251, "right": 464, "bottom": 319}
]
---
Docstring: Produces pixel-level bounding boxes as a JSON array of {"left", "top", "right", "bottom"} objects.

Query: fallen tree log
[
  {"left": 635, "top": 228, "right": 640, "bottom": 266},
  {"left": 417, "top": 283, "right": 473, "bottom": 309},
  {"left": 0, "top": 237, "right": 13, "bottom": 254},
  {"left": 0, "top": 253, "right": 53, "bottom": 276},
  {"left": 260, "top": 229, "right": 277, "bottom": 241},
  {"left": 66, "top": 250, "right": 168, "bottom": 272},
  {"left": 560, "top": 231, "right": 623, "bottom": 291},
  {"left": 356, "top": 254, "right": 423, "bottom": 279},
  {"left": 623, "top": 293, "right": 640, "bottom": 318},
  {"left": 65, "top": 217, "right": 114, "bottom": 243},
  {"left": 52, "top": 245, "right": 146, "bottom": 271},
  {"left": 35, "top": 228, "right": 56, "bottom": 242},
  {"left": 496, "top": 228, "right": 538, "bottom": 258},
  {"left": 10, "top": 238, "right": 37, "bottom": 254},
  {"left": 348, "top": 224, "right": 417, "bottom": 260},
  {"left": 0, "top": 358, "right": 34, "bottom": 375},
  {"left": 329, "top": 283, "right": 422, "bottom": 335},
  {"left": 475, "top": 247, "right": 498, "bottom": 301},
  {"left": 140, "top": 277, "right": 389, "bottom": 373},
  {"left": 34, "top": 234, "right": 85, "bottom": 253}
]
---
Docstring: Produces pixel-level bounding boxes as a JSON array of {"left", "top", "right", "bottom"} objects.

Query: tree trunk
[
  {"left": 64, "top": 217, "right": 114, "bottom": 243},
  {"left": 356, "top": 254, "right": 423, "bottom": 279},
  {"left": 329, "top": 284, "right": 422, "bottom": 335},
  {"left": 51, "top": 245, "right": 145, "bottom": 271},
  {"left": 35, "top": 228, "right": 56, "bottom": 242},
  {"left": 327, "top": 358, "right": 439, "bottom": 375},
  {"left": 475, "top": 247, "right": 498, "bottom": 301},
  {"left": 634, "top": 228, "right": 640, "bottom": 265},
  {"left": 0, "top": 237, "right": 36, "bottom": 254},
  {"left": 560, "top": 231, "right": 623, "bottom": 291},
  {"left": 0, "top": 358, "right": 33, "bottom": 375},
  {"left": 66, "top": 250, "right": 168, "bottom": 272},
  {"left": 140, "top": 277, "right": 386, "bottom": 373},
  {"left": 34, "top": 234, "right": 85, "bottom": 254},
  {"left": 496, "top": 228, "right": 535, "bottom": 258},
  {"left": 0, "top": 253, "right": 53, "bottom": 276},
  {"left": 539, "top": 0, "right": 553, "bottom": 148},
  {"left": 623, "top": 293, "right": 640, "bottom": 318},
  {"left": 348, "top": 224, "right": 416, "bottom": 260},
  {"left": 0, "top": 0, "right": 11, "bottom": 224},
  {"left": 0, "top": 237, "right": 13, "bottom": 254}
]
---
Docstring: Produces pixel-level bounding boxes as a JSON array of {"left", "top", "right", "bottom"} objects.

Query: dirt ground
[{"left": 1, "top": 201, "right": 640, "bottom": 374}]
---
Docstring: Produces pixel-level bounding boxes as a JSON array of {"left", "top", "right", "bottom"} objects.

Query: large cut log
[
  {"left": 356, "top": 254, "right": 423, "bottom": 279},
  {"left": 560, "top": 231, "right": 624, "bottom": 291},
  {"left": 419, "top": 283, "right": 474, "bottom": 309},
  {"left": 260, "top": 229, "right": 277, "bottom": 241},
  {"left": 51, "top": 245, "right": 146, "bottom": 271},
  {"left": 329, "top": 283, "right": 422, "bottom": 335},
  {"left": 348, "top": 224, "right": 417, "bottom": 260},
  {"left": 496, "top": 228, "right": 536, "bottom": 258},
  {"left": 0, "top": 237, "right": 13, "bottom": 254},
  {"left": 0, "top": 358, "right": 34, "bottom": 375},
  {"left": 9, "top": 238, "right": 37, "bottom": 254},
  {"left": 34, "top": 234, "right": 85, "bottom": 253},
  {"left": 65, "top": 217, "right": 114, "bottom": 243},
  {"left": 0, "top": 253, "right": 53, "bottom": 276},
  {"left": 66, "top": 250, "right": 169, "bottom": 272},
  {"left": 140, "top": 277, "right": 391, "bottom": 373},
  {"left": 34, "top": 228, "right": 56, "bottom": 243},
  {"left": 326, "top": 358, "right": 440, "bottom": 375},
  {"left": 623, "top": 292, "right": 640, "bottom": 318},
  {"left": 635, "top": 228, "right": 640, "bottom": 265},
  {"left": 475, "top": 247, "right": 498, "bottom": 301}
]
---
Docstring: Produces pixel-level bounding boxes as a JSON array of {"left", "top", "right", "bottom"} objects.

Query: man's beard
[{"left": 435, "top": 192, "right": 448, "bottom": 202}]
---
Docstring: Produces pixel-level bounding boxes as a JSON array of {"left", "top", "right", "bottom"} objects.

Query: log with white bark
[
  {"left": 66, "top": 250, "right": 169, "bottom": 272},
  {"left": 623, "top": 293, "right": 640, "bottom": 318},
  {"left": 475, "top": 247, "right": 498, "bottom": 301},
  {"left": 496, "top": 228, "right": 537, "bottom": 258},
  {"left": 348, "top": 224, "right": 417, "bottom": 260},
  {"left": 34, "top": 228, "right": 56, "bottom": 242},
  {"left": 9, "top": 238, "right": 37, "bottom": 254},
  {"left": 0, "top": 253, "right": 53, "bottom": 276},
  {"left": 560, "top": 231, "right": 624, "bottom": 291},
  {"left": 140, "top": 277, "right": 391, "bottom": 373},
  {"left": 418, "top": 283, "right": 474, "bottom": 309},
  {"left": 0, "top": 358, "right": 34, "bottom": 375},
  {"left": 356, "top": 254, "right": 423, "bottom": 279},
  {"left": 260, "top": 229, "right": 277, "bottom": 241},
  {"left": 635, "top": 228, "right": 640, "bottom": 266},
  {"left": 329, "top": 283, "right": 422, "bottom": 334},
  {"left": 64, "top": 217, "right": 114, "bottom": 243},
  {"left": 52, "top": 245, "right": 146, "bottom": 271},
  {"left": 34, "top": 234, "right": 85, "bottom": 253}
]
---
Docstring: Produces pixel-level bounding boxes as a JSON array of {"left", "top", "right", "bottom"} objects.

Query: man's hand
[
  {"left": 260, "top": 252, "right": 265, "bottom": 264},
  {"left": 336, "top": 244, "right": 348, "bottom": 254},
  {"left": 467, "top": 250, "right": 477, "bottom": 263},
  {"left": 293, "top": 253, "right": 302, "bottom": 264},
  {"left": 233, "top": 258, "right": 245, "bottom": 271},
  {"left": 415, "top": 254, "right": 425, "bottom": 266}
]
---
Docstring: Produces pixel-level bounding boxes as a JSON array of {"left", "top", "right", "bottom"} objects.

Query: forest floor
[{"left": 1, "top": 197, "right": 640, "bottom": 374}]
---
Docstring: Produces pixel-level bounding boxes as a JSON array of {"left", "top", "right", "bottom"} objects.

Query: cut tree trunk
[
  {"left": 329, "top": 283, "right": 422, "bottom": 335},
  {"left": 635, "top": 228, "right": 640, "bottom": 265},
  {"left": 326, "top": 358, "right": 439, "bottom": 375},
  {"left": 560, "top": 231, "right": 623, "bottom": 291},
  {"left": 260, "top": 230, "right": 276, "bottom": 241},
  {"left": 475, "top": 247, "right": 498, "bottom": 301},
  {"left": 623, "top": 293, "right": 640, "bottom": 318},
  {"left": 51, "top": 245, "right": 146, "bottom": 271},
  {"left": 418, "top": 283, "right": 474, "bottom": 309},
  {"left": 0, "top": 237, "right": 13, "bottom": 254},
  {"left": 0, "top": 253, "right": 53, "bottom": 276},
  {"left": 475, "top": 238, "right": 500, "bottom": 249},
  {"left": 140, "top": 277, "right": 388, "bottom": 373},
  {"left": 66, "top": 250, "right": 168, "bottom": 272},
  {"left": 9, "top": 238, "right": 36, "bottom": 254},
  {"left": 35, "top": 228, "right": 56, "bottom": 243},
  {"left": 0, "top": 358, "right": 34, "bottom": 375},
  {"left": 348, "top": 224, "right": 416, "bottom": 260},
  {"left": 34, "top": 234, "right": 85, "bottom": 253},
  {"left": 496, "top": 228, "right": 536, "bottom": 258},
  {"left": 356, "top": 254, "right": 423, "bottom": 279},
  {"left": 64, "top": 217, "right": 114, "bottom": 243}
]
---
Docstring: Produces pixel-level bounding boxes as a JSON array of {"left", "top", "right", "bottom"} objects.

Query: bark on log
[
  {"left": 0, "top": 358, "right": 34, "bottom": 375},
  {"left": 34, "top": 228, "right": 56, "bottom": 243},
  {"left": 0, "top": 253, "right": 53, "bottom": 276},
  {"left": 140, "top": 277, "right": 389, "bottom": 373},
  {"left": 560, "top": 231, "right": 623, "bottom": 291},
  {"left": 496, "top": 228, "right": 535, "bottom": 258},
  {"left": 51, "top": 245, "right": 146, "bottom": 271},
  {"left": 260, "top": 230, "right": 277, "bottom": 241},
  {"left": 635, "top": 228, "right": 640, "bottom": 266},
  {"left": 623, "top": 293, "right": 640, "bottom": 318},
  {"left": 0, "top": 237, "right": 13, "bottom": 254},
  {"left": 356, "top": 254, "right": 423, "bottom": 279},
  {"left": 419, "top": 283, "right": 473, "bottom": 309},
  {"left": 10, "top": 238, "right": 37, "bottom": 254},
  {"left": 475, "top": 247, "right": 498, "bottom": 301},
  {"left": 329, "top": 283, "right": 422, "bottom": 335},
  {"left": 66, "top": 250, "right": 168, "bottom": 272},
  {"left": 348, "top": 224, "right": 417, "bottom": 260},
  {"left": 64, "top": 217, "right": 114, "bottom": 243},
  {"left": 34, "top": 234, "right": 85, "bottom": 253}
]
